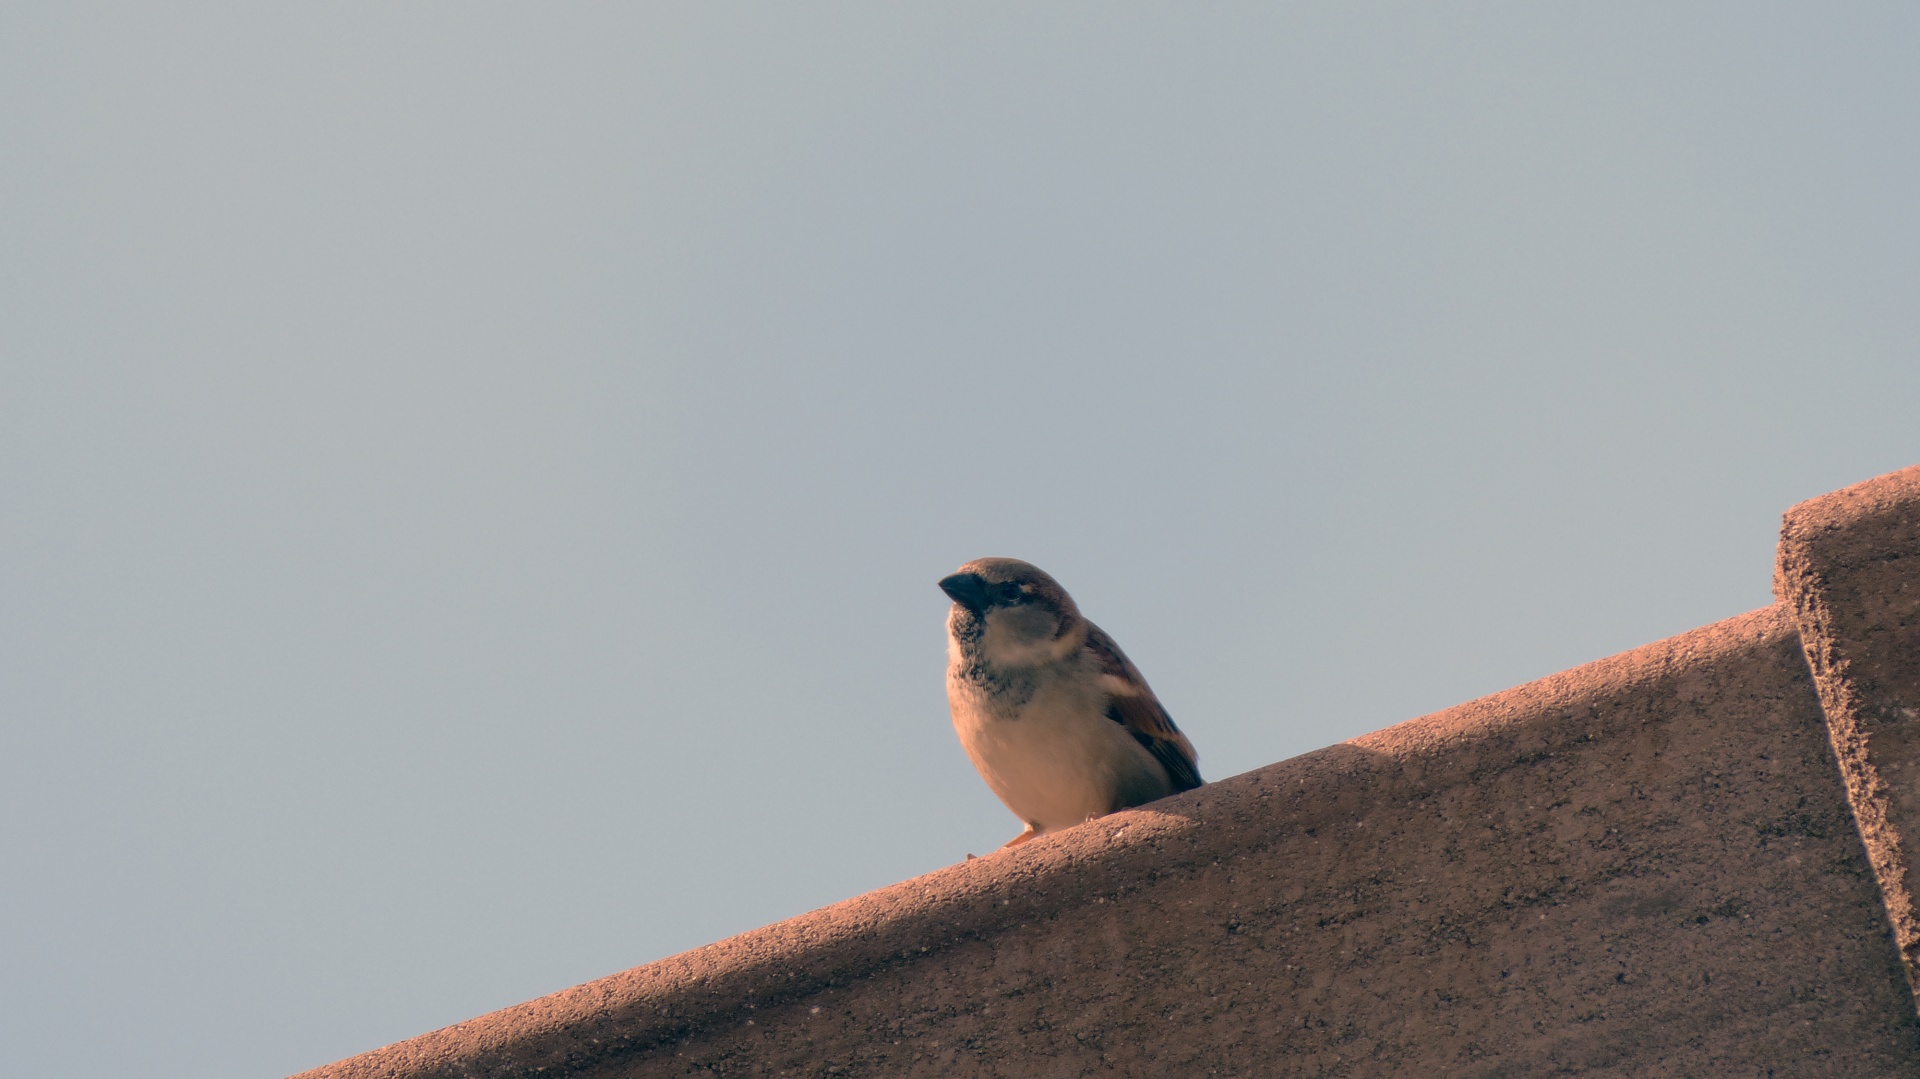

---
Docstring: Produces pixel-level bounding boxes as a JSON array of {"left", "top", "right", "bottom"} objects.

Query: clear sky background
[{"left": 3, "top": 5, "right": 1917, "bottom": 1077}]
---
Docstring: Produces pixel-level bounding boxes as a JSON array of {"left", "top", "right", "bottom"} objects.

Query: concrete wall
[{"left": 300, "top": 465, "right": 1920, "bottom": 1078}]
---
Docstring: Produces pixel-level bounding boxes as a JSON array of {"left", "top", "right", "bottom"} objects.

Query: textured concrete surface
[
  {"left": 300, "top": 467, "right": 1920, "bottom": 1079},
  {"left": 1778, "top": 463, "right": 1920, "bottom": 1002}
]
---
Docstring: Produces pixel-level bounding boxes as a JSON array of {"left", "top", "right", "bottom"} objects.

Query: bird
[{"left": 938, "top": 557, "right": 1202, "bottom": 849}]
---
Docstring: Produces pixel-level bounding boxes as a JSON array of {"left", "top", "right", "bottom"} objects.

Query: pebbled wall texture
[{"left": 300, "top": 465, "right": 1920, "bottom": 1078}]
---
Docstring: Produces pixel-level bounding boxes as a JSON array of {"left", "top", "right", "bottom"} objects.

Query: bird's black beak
[{"left": 939, "top": 572, "right": 991, "bottom": 613}]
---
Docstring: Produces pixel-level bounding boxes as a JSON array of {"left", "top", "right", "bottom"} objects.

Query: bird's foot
[{"left": 1001, "top": 823, "right": 1042, "bottom": 848}]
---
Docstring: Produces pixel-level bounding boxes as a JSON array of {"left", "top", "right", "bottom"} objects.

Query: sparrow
[{"left": 939, "top": 557, "right": 1203, "bottom": 849}]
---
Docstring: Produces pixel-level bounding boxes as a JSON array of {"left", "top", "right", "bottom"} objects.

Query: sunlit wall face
[{"left": 2, "top": 6, "right": 1916, "bottom": 1078}]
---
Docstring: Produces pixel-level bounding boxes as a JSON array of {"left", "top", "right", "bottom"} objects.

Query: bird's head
[{"left": 939, "top": 557, "right": 1085, "bottom": 668}]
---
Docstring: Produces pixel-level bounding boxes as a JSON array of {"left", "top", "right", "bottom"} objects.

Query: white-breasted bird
[{"left": 939, "top": 557, "right": 1202, "bottom": 849}]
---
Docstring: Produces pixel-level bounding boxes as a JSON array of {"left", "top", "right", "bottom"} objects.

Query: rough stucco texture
[
  {"left": 303, "top": 607, "right": 1920, "bottom": 1078},
  {"left": 1778, "top": 463, "right": 1920, "bottom": 1001}
]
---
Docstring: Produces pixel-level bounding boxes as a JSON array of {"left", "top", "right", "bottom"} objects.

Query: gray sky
[{"left": 3, "top": 5, "right": 1916, "bottom": 1077}]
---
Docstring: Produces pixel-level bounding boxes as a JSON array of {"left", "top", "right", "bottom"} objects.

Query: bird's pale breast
[{"left": 948, "top": 657, "right": 1173, "bottom": 834}]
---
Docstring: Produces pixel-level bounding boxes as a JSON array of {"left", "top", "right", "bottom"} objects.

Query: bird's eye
[{"left": 999, "top": 582, "right": 1026, "bottom": 604}]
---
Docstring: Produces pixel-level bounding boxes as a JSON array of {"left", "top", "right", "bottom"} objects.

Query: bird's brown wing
[{"left": 1085, "top": 622, "right": 1203, "bottom": 793}]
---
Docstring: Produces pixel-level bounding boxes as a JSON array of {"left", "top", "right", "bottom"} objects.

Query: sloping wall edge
[{"left": 297, "top": 462, "right": 1920, "bottom": 1079}]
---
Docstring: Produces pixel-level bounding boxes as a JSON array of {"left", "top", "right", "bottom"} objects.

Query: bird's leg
[{"left": 1001, "top": 823, "right": 1042, "bottom": 848}]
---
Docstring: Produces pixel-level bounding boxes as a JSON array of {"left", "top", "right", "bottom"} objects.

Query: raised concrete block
[
  {"left": 301, "top": 466, "right": 1920, "bottom": 1078},
  {"left": 1778, "top": 463, "right": 1920, "bottom": 1004}
]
